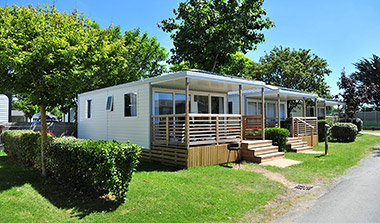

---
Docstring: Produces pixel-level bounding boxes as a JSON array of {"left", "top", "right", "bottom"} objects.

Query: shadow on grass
[
  {"left": 136, "top": 160, "right": 181, "bottom": 172},
  {"left": 0, "top": 155, "right": 121, "bottom": 219}
]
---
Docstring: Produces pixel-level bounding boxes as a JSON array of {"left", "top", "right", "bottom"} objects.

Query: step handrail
[{"left": 292, "top": 117, "right": 315, "bottom": 147}]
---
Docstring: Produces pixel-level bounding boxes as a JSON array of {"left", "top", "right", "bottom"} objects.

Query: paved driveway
[{"left": 292, "top": 150, "right": 380, "bottom": 223}]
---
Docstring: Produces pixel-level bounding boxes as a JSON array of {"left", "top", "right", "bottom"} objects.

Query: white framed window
[
  {"left": 87, "top": 99, "right": 92, "bottom": 119},
  {"left": 106, "top": 96, "right": 113, "bottom": 111},
  {"left": 124, "top": 93, "right": 137, "bottom": 117}
]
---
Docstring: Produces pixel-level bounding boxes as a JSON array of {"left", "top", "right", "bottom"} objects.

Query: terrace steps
[
  {"left": 241, "top": 140, "right": 284, "bottom": 163},
  {"left": 287, "top": 137, "right": 313, "bottom": 153}
]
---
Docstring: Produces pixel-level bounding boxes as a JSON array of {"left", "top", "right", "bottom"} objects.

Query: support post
[
  {"left": 311, "top": 128, "right": 314, "bottom": 147},
  {"left": 261, "top": 88, "right": 265, "bottom": 140},
  {"left": 315, "top": 98, "right": 318, "bottom": 138},
  {"left": 296, "top": 118, "right": 299, "bottom": 137},
  {"left": 166, "top": 116, "right": 169, "bottom": 147},
  {"left": 216, "top": 116, "right": 219, "bottom": 145},
  {"left": 277, "top": 93, "right": 281, "bottom": 128},
  {"left": 291, "top": 117, "right": 294, "bottom": 137},
  {"left": 185, "top": 78, "right": 190, "bottom": 148},
  {"left": 303, "top": 97, "right": 306, "bottom": 117},
  {"left": 239, "top": 85, "right": 243, "bottom": 141}
]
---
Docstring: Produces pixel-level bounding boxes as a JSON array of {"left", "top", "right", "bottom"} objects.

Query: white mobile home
[
  {"left": 78, "top": 70, "right": 265, "bottom": 148},
  {"left": 0, "top": 94, "right": 10, "bottom": 123}
]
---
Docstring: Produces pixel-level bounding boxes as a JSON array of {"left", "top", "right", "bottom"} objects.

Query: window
[
  {"left": 175, "top": 94, "right": 190, "bottom": 114},
  {"left": 87, "top": 100, "right": 92, "bottom": 119},
  {"left": 211, "top": 96, "right": 224, "bottom": 114},
  {"left": 154, "top": 92, "right": 173, "bottom": 115},
  {"left": 280, "top": 104, "right": 285, "bottom": 120},
  {"left": 106, "top": 96, "right": 113, "bottom": 111},
  {"left": 267, "top": 103, "right": 276, "bottom": 117},
  {"left": 247, "top": 101, "right": 257, "bottom": 115},
  {"left": 124, "top": 93, "right": 137, "bottom": 117},
  {"left": 194, "top": 95, "right": 209, "bottom": 114},
  {"left": 228, "top": 101, "right": 233, "bottom": 114}
]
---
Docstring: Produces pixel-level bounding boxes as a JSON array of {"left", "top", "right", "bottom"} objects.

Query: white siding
[
  {"left": 0, "top": 94, "right": 9, "bottom": 123},
  {"left": 78, "top": 83, "right": 151, "bottom": 149}
]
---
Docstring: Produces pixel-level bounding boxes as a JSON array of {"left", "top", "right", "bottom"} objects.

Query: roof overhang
[
  {"left": 229, "top": 84, "right": 318, "bottom": 100},
  {"left": 318, "top": 98, "right": 346, "bottom": 106}
]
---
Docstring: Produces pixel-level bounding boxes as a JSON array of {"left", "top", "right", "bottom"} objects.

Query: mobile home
[
  {"left": 78, "top": 70, "right": 287, "bottom": 167},
  {"left": 0, "top": 94, "right": 11, "bottom": 123}
]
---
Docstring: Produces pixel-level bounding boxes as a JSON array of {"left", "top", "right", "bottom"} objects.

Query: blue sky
[{"left": 3, "top": 0, "right": 380, "bottom": 96}]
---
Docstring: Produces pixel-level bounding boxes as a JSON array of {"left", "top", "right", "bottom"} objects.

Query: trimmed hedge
[
  {"left": 2, "top": 130, "right": 141, "bottom": 201},
  {"left": 47, "top": 138, "right": 141, "bottom": 201},
  {"left": 351, "top": 118, "right": 363, "bottom": 132},
  {"left": 2, "top": 130, "right": 41, "bottom": 167},
  {"left": 318, "top": 120, "right": 333, "bottom": 142},
  {"left": 330, "top": 122, "right": 358, "bottom": 142},
  {"left": 265, "top": 128, "right": 290, "bottom": 152}
]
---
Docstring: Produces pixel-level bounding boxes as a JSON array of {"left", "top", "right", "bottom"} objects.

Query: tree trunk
[
  {"left": 40, "top": 104, "right": 47, "bottom": 176},
  {"left": 211, "top": 53, "right": 219, "bottom": 73}
]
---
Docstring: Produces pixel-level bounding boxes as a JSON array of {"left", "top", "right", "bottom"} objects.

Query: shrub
[
  {"left": 2, "top": 130, "right": 41, "bottom": 167},
  {"left": 351, "top": 118, "right": 363, "bottom": 132},
  {"left": 318, "top": 120, "right": 333, "bottom": 142},
  {"left": 330, "top": 122, "right": 358, "bottom": 142},
  {"left": 2, "top": 130, "right": 141, "bottom": 201},
  {"left": 46, "top": 137, "right": 141, "bottom": 201},
  {"left": 265, "top": 128, "right": 290, "bottom": 152}
]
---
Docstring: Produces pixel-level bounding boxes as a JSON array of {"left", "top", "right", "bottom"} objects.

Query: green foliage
[
  {"left": 13, "top": 96, "right": 40, "bottom": 120},
  {"left": 159, "top": 0, "right": 274, "bottom": 72},
  {"left": 265, "top": 128, "right": 290, "bottom": 152},
  {"left": 351, "top": 118, "right": 363, "bottom": 132},
  {"left": 317, "top": 119, "right": 333, "bottom": 142},
  {"left": 46, "top": 138, "right": 141, "bottom": 201},
  {"left": 251, "top": 46, "right": 331, "bottom": 116},
  {"left": 330, "top": 122, "right": 358, "bottom": 142},
  {"left": 2, "top": 130, "right": 141, "bottom": 201},
  {"left": 2, "top": 130, "right": 41, "bottom": 167}
]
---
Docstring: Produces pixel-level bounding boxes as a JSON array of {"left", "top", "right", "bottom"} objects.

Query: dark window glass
[
  {"left": 154, "top": 92, "right": 173, "bottom": 115},
  {"left": 211, "top": 96, "right": 224, "bottom": 114},
  {"left": 106, "top": 96, "right": 113, "bottom": 111},
  {"left": 228, "top": 101, "right": 233, "bottom": 114},
  {"left": 194, "top": 95, "right": 209, "bottom": 114},
  {"left": 87, "top": 100, "right": 92, "bottom": 118},
  {"left": 124, "top": 93, "right": 137, "bottom": 117},
  {"left": 175, "top": 94, "right": 191, "bottom": 114}
]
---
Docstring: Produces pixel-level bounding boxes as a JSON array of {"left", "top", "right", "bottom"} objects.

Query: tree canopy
[
  {"left": 0, "top": 4, "right": 167, "bottom": 175},
  {"left": 352, "top": 54, "right": 380, "bottom": 107},
  {"left": 337, "top": 69, "right": 377, "bottom": 118},
  {"left": 159, "top": 0, "right": 274, "bottom": 72}
]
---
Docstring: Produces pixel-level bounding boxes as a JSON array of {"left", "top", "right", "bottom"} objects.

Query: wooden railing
[
  {"left": 151, "top": 114, "right": 242, "bottom": 148},
  {"left": 291, "top": 117, "right": 318, "bottom": 146},
  {"left": 242, "top": 115, "right": 264, "bottom": 140},
  {"left": 265, "top": 117, "right": 279, "bottom": 128}
]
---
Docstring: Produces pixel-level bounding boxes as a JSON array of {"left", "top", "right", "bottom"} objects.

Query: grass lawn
[
  {"left": 257, "top": 134, "right": 380, "bottom": 184},
  {"left": 1, "top": 134, "right": 379, "bottom": 222},
  {"left": 0, "top": 152, "right": 284, "bottom": 223},
  {"left": 362, "top": 130, "right": 380, "bottom": 133}
]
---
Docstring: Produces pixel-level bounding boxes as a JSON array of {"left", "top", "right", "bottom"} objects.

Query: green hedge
[
  {"left": 2, "top": 130, "right": 141, "bottom": 201},
  {"left": 318, "top": 120, "right": 333, "bottom": 142},
  {"left": 330, "top": 122, "right": 358, "bottom": 142},
  {"left": 2, "top": 130, "right": 41, "bottom": 167},
  {"left": 351, "top": 118, "right": 363, "bottom": 132},
  {"left": 265, "top": 128, "right": 290, "bottom": 152}
]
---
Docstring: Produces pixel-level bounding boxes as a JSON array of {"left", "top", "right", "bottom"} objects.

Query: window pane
[
  {"left": 247, "top": 102, "right": 257, "bottom": 115},
  {"left": 155, "top": 92, "right": 173, "bottom": 115},
  {"left": 87, "top": 100, "right": 92, "bottom": 118},
  {"left": 280, "top": 104, "right": 285, "bottom": 120},
  {"left": 175, "top": 94, "right": 190, "bottom": 114},
  {"left": 228, "top": 101, "right": 233, "bottom": 114},
  {"left": 258, "top": 102, "right": 262, "bottom": 115},
  {"left": 211, "top": 96, "right": 224, "bottom": 114},
  {"left": 106, "top": 96, "right": 113, "bottom": 111},
  {"left": 124, "top": 93, "right": 137, "bottom": 117},
  {"left": 194, "top": 95, "right": 209, "bottom": 114},
  {"left": 267, "top": 103, "right": 276, "bottom": 117}
]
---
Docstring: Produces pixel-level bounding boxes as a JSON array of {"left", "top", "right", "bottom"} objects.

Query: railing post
[
  {"left": 291, "top": 117, "right": 294, "bottom": 137},
  {"left": 311, "top": 127, "right": 314, "bottom": 147},
  {"left": 304, "top": 118, "right": 307, "bottom": 136},
  {"left": 185, "top": 77, "right": 190, "bottom": 148},
  {"left": 296, "top": 118, "right": 299, "bottom": 137},
  {"left": 261, "top": 88, "right": 265, "bottom": 140},
  {"left": 216, "top": 116, "right": 219, "bottom": 145},
  {"left": 166, "top": 116, "right": 169, "bottom": 147}
]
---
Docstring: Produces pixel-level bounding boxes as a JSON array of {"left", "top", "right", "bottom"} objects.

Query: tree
[
  {"left": 0, "top": 5, "right": 109, "bottom": 176},
  {"left": 352, "top": 54, "right": 380, "bottom": 107},
  {"left": 337, "top": 69, "right": 377, "bottom": 119},
  {"left": 159, "top": 0, "right": 274, "bottom": 73},
  {"left": 12, "top": 96, "right": 39, "bottom": 121},
  {"left": 250, "top": 46, "right": 332, "bottom": 116}
]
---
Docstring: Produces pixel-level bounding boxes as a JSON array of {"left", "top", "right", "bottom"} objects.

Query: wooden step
[
  {"left": 243, "top": 145, "right": 279, "bottom": 156},
  {"left": 289, "top": 146, "right": 313, "bottom": 153},
  {"left": 287, "top": 137, "right": 303, "bottom": 143},
  {"left": 288, "top": 141, "right": 308, "bottom": 148},
  {"left": 242, "top": 140, "right": 273, "bottom": 149},
  {"left": 246, "top": 152, "right": 285, "bottom": 163}
]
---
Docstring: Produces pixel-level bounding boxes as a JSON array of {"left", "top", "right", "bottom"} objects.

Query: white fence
[{"left": 355, "top": 111, "right": 380, "bottom": 124}]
